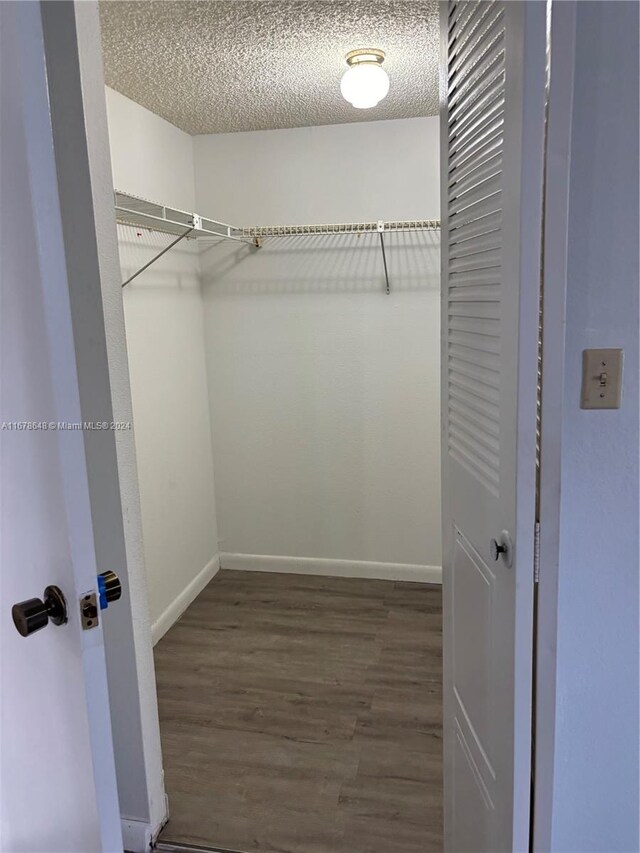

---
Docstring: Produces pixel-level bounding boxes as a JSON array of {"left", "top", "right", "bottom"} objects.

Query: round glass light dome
[{"left": 340, "top": 49, "right": 390, "bottom": 110}]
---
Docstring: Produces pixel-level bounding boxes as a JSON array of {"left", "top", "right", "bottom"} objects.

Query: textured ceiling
[{"left": 99, "top": 1, "right": 439, "bottom": 135}]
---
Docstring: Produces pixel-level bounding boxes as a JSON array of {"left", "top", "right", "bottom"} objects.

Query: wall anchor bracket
[
  {"left": 121, "top": 226, "right": 194, "bottom": 288},
  {"left": 378, "top": 223, "right": 390, "bottom": 295}
]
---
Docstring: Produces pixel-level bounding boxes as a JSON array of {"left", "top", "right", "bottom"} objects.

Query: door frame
[
  {"left": 39, "top": 2, "right": 168, "bottom": 848},
  {"left": 40, "top": 1, "right": 573, "bottom": 850},
  {"left": 530, "top": 2, "right": 578, "bottom": 850},
  {"left": 533, "top": 1, "right": 640, "bottom": 847}
]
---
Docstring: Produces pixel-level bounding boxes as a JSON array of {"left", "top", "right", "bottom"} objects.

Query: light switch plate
[{"left": 581, "top": 348, "right": 623, "bottom": 409}]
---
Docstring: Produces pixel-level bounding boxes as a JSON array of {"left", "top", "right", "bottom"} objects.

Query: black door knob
[
  {"left": 490, "top": 538, "right": 506, "bottom": 560},
  {"left": 490, "top": 531, "right": 513, "bottom": 567},
  {"left": 12, "top": 585, "right": 68, "bottom": 637}
]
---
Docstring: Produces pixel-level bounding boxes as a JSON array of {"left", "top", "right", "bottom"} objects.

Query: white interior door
[
  {"left": 440, "top": 2, "right": 546, "bottom": 851},
  {"left": 0, "top": 3, "right": 122, "bottom": 851}
]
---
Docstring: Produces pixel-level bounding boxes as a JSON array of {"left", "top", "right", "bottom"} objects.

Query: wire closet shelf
[
  {"left": 114, "top": 190, "right": 441, "bottom": 291},
  {"left": 237, "top": 219, "right": 441, "bottom": 238}
]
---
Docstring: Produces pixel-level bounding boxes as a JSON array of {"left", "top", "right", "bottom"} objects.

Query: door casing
[{"left": 42, "top": 1, "right": 570, "bottom": 848}]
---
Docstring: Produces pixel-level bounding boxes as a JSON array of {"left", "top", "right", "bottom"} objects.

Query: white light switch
[{"left": 581, "top": 348, "right": 623, "bottom": 409}]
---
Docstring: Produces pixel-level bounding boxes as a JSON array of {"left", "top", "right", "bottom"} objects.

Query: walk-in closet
[
  {"left": 6, "top": 0, "right": 638, "bottom": 849},
  {"left": 101, "top": 2, "right": 442, "bottom": 850}
]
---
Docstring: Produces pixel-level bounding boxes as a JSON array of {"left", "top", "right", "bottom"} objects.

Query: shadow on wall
[
  {"left": 115, "top": 225, "right": 441, "bottom": 297},
  {"left": 116, "top": 224, "right": 201, "bottom": 291},
  {"left": 200, "top": 230, "right": 441, "bottom": 296}
]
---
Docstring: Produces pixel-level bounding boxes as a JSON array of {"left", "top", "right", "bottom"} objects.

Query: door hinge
[{"left": 533, "top": 521, "right": 541, "bottom": 584}]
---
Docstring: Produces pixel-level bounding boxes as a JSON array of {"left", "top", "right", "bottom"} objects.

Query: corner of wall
[{"left": 151, "top": 553, "right": 220, "bottom": 645}]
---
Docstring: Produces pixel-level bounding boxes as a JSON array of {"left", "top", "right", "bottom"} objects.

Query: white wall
[
  {"left": 105, "top": 87, "right": 195, "bottom": 212},
  {"left": 105, "top": 88, "right": 219, "bottom": 639},
  {"left": 537, "top": 3, "right": 639, "bottom": 850},
  {"left": 195, "top": 118, "right": 441, "bottom": 572}
]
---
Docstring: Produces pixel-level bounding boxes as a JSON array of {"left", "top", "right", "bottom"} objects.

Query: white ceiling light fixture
[{"left": 340, "top": 48, "right": 390, "bottom": 109}]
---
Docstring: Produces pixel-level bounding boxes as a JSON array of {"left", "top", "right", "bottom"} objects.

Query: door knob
[
  {"left": 490, "top": 531, "right": 513, "bottom": 567},
  {"left": 490, "top": 539, "right": 506, "bottom": 559},
  {"left": 12, "top": 585, "right": 68, "bottom": 637}
]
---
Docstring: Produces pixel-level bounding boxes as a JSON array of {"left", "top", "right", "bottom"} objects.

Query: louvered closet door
[{"left": 440, "top": 3, "right": 546, "bottom": 851}]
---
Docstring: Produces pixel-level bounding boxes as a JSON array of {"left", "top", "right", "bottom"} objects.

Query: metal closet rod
[{"left": 114, "top": 191, "right": 440, "bottom": 292}]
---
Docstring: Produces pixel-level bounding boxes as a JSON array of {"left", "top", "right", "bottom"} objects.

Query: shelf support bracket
[
  {"left": 378, "top": 224, "right": 390, "bottom": 295},
  {"left": 121, "top": 226, "right": 194, "bottom": 288}
]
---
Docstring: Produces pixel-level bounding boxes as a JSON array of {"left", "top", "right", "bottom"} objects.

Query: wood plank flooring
[{"left": 154, "top": 570, "right": 443, "bottom": 853}]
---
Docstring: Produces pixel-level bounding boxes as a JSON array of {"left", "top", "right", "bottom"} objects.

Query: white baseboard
[
  {"left": 219, "top": 553, "right": 442, "bottom": 584},
  {"left": 121, "top": 808, "right": 168, "bottom": 852},
  {"left": 121, "top": 818, "right": 152, "bottom": 852},
  {"left": 151, "top": 555, "right": 220, "bottom": 645}
]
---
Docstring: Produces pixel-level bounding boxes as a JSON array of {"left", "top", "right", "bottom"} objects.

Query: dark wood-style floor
[{"left": 154, "top": 570, "right": 443, "bottom": 853}]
